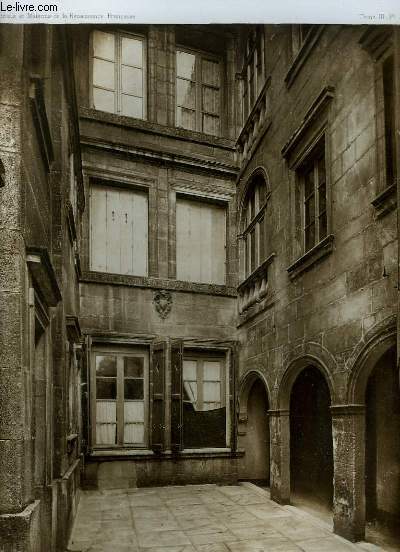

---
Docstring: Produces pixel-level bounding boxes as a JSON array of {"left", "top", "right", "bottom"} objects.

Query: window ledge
[
  {"left": 80, "top": 107, "right": 236, "bottom": 151},
  {"left": 285, "top": 26, "right": 325, "bottom": 89},
  {"left": 371, "top": 183, "right": 397, "bottom": 218},
  {"left": 88, "top": 449, "right": 243, "bottom": 460},
  {"left": 237, "top": 254, "right": 276, "bottom": 316},
  {"left": 287, "top": 234, "right": 334, "bottom": 280},
  {"left": 80, "top": 271, "right": 237, "bottom": 298}
]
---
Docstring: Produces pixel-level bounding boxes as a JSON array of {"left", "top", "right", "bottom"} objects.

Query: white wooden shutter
[
  {"left": 91, "top": 184, "right": 148, "bottom": 276},
  {"left": 176, "top": 197, "right": 226, "bottom": 285}
]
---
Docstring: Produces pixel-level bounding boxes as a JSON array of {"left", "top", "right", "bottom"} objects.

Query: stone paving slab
[{"left": 67, "top": 483, "right": 379, "bottom": 552}]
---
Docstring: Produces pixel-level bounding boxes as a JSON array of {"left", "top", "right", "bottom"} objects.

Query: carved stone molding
[{"left": 153, "top": 290, "right": 172, "bottom": 320}]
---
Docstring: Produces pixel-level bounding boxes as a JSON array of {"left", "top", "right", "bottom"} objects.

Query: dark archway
[
  {"left": 290, "top": 365, "right": 333, "bottom": 512},
  {"left": 365, "top": 346, "right": 400, "bottom": 541},
  {"left": 238, "top": 371, "right": 270, "bottom": 485}
]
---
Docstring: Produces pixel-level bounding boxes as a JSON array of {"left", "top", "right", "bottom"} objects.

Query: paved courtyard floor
[{"left": 67, "top": 483, "right": 383, "bottom": 552}]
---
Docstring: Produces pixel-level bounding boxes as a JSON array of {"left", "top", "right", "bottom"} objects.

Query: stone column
[
  {"left": 331, "top": 404, "right": 366, "bottom": 542},
  {"left": 268, "top": 409, "right": 290, "bottom": 505}
]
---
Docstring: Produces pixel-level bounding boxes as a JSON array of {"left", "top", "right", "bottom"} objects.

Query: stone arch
[
  {"left": 277, "top": 342, "right": 337, "bottom": 410},
  {"left": 237, "top": 369, "right": 271, "bottom": 483},
  {"left": 238, "top": 369, "right": 271, "bottom": 419},
  {"left": 346, "top": 314, "right": 397, "bottom": 404}
]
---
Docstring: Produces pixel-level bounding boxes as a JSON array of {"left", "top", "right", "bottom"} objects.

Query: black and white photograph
[{"left": 0, "top": 4, "right": 400, "bottom": 551}]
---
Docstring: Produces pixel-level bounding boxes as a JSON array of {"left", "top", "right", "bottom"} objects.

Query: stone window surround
[
  {"left": 281, "top": 86, "right": 335, "bottom": 279},
  {"left": 86, "top": 334, "right": 236, "bottom": 457},
  {"left": 285, "top": 25, "right": 325, "bottom": 89},
  {"left": 80, "top": 168, "right": 237, "bottom": 297},
  {"left": 359, "top": 27, "right": 397, "bottom": 218}
]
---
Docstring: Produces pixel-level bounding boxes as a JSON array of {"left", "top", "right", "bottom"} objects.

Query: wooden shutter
[
  {"left": 229, "top": 343, "right": 238, "bottom": 452},
  {"left": 82, "top": 336, "right": 91, "bottom": 453},
  {"left": 170, "top": 339, "right": 183, "bottom": 453},
  {"left": 150, "top": 341, "right": 166, "bottom": 453}
]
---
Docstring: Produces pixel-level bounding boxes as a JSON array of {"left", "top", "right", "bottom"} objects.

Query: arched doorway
[
  {"left": 238, "top": 373, "right": 270, "bottom": 485},
  {"left": 290, "top": 366, "right": 333, "bottom": 515},
  {"left": 365, "top": 346, "right": 400, "bottom": 546}
]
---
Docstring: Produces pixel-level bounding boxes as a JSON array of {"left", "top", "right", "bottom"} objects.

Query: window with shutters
[
  {"left": 91, "top": 347, "right": 149, "bottom": 449},
  {"left": 182, "top": 352, "right": 228, "bottom": 449},
  {"left": 242, "top": 173, "right": 269, "bottom": 280},
  {"left": 176, "top": 196, "right": 226, "bottom": 285},
  {"left": 175, "top": 48, "right": 221, "bottom": 136},
  {"left": 90, "top": 182, "right": 148, "bottom": 276},
  {"left": 296, "top": 138, "right": 328, "bottom": 253},
  {"left": 91, "top": 29, "right": 146, "bottom": 119}
]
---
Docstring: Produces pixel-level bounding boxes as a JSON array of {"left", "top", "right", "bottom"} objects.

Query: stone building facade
[
  {"left": 0, "top": 22, "right": 399, "bottom": 551},
  {"left": 0, "top": 26, "right": 84, "bottom": 551}
]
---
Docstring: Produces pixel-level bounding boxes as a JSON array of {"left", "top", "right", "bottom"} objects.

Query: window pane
[
  {"left": 96, "top": 423, "right": 116, "bottom": 445},
  {"left": 121, "top": 94, "right": 143, "bottom": 119},
  {"left": 96, "top": 401, "right": 116, "bottom": 422},
  {"left": 183, "top": 380, "right": 198, "bottom": 405},
  {"left": 176, "top": 106, "right": 196, "bottom": 131},
  {"left": 176, "top": 51, "right": 196, "bottom": 80},
  {"left": 183, "top": 360, "right": 197, "bottom": 380},
  {"left": 177, "top": 78, "right": 196, "bottom": 109},
  {"left": 319, "top": 211, "right": 327, "bottom": 240},
  {"left": 202, "top": 114, "right": 219, "bottom": 136},
  {"left": 93, "top": 30, "right": 115, "bottom": 61},
  {"left": 93, "top": 88, "right": 115, "bottom": 113},
  {"left": 204, "top": 361, "right": 220, "bottom": 381},
  {"left": 93, "top": 58, "right": 115, "bottom": 90},
  {"left": 96, "top": 379, "right": 117, "bottom": 399},
  {"left": 305, "top": 222, "right": 315, "bottom": 252},
  {"left": 124, "top": 357, "right": 144, "bottom": 378},
  {"left": 304, "top": 195, "right": 315, "bottom": 227},
  {"left": 121, "top": 65, "right": 143, "bottom": 96},
  {"left": 124, "top": 379, "right": 144, "bottom": 400},
  {"left": 121, "top": 36, "right": 143, "bottom": 67},
  {"left": 318, "top": 182, "right": 327, "bottom": 215},
  {"left": 202, "top": 59, "right": 220, "bottom": 87},
  {"left": 304, "top": 168, "right": 314, "bottom": 198},
  {"left": 124, "top": 423, "right": 144, "bottom": 444},
  {"left": 250, "top": 228, "right": 256, "bottom": 272},
  {"left": 202, "top": 86, "right": 219, "bottom": 114},
  {"left": 203, "top": 382, "right": 221, "bottom": 403},
  {"left": 96, "top": 356, "right": 117, "bottom": 377},
  {"left": 124, "top": 401, "right": 144, "bottom": 423},
  {"left": 259, "top": 217, "right": 266, "bottom": 262}
]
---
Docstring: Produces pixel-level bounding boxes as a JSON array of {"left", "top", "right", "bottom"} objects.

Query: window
[
  {"left": 182, "top": 353, "right": 227, "bottom": 449},
  {"left": 90, "top": 182, "right": 148, "bottom": 276},
  {"left": 176, "top": 197, "right": 226, "bottom": 285},
  {"left": 242, "top": 174, "right": 268, "bottom": 279},
  {"left": 383, "top": 54, "right": 397, "bottom": 187},
  {"left": 91, "top": 348, "right": 149, "bottom": 448},
  {"left": 297, "top": 141, "right": 327, "bottom": 253},
  {"left": 91, "top": 30, "right": 146, "bottom": 119},
  {"left": 176, "top": 49, "right": 221, "bottom": 136},
  {"left": 242, "top": 26, "right": 265, "bottom": 124}
]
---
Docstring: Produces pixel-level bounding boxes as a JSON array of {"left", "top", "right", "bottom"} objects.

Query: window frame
[
  {"left": 241, "top": 174, "right": 269, "bottom": 281},
  {"left": 90, "top": 345, "right": 150, "bottom": 450},
  {"left": 241, "top": 26, "right": 266, "bottom": 125},
  {"left": 297, "top": 139, "right": 328, "bottom": 254},
  {"left": 89, "top": 179, "right": 149, "bottom": 277},
  {"left": 89, "top": 28, "right": 147, "bottom": 120},
  {"left": 182, "top": 350, "right": 230, "bottom": 451},
  {"left": 175, "top": 45, "right": 223, "bottom": 137}
]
